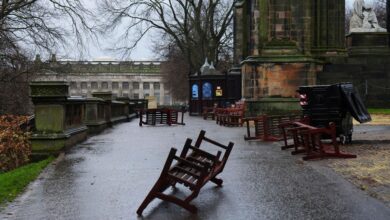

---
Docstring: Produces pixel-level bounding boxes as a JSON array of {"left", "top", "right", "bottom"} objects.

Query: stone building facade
[
  {"left": 33, "top": 57, "right": 172, "bottom": 105},
  {"left": 234, "top": 0, "right": 345, "bottom": 100},
  {"left": 234, "top": 0, "right": 390, "bottom": 108}
]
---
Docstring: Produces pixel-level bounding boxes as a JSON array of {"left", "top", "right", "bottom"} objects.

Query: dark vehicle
[{"left": 297, "top": 82, "right": 371, "bottom": 144}]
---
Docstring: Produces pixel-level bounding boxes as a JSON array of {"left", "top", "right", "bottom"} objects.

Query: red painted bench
[
  {"left": 202, "top": 103, "right": 218, "bottom": 120},
  {"left": 281, "top": 121, "right": 356, "bottom": 160},
  {"left": 138, "top": 108, "right": 185, "bottom": 126},
  {"left": 216, "top": 101, "right": 246, "bottom": 127},
  {"left": 136, "top": 130, "right": 234, "bottom": 215},
  {"left": 279, "top": 116, "right": 310, "bottom": 153},
  {"left": 244, "top": 114, "right": 303, "bottom": 141}
]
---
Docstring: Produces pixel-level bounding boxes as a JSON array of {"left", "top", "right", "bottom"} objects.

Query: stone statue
[{"left": 349, "top": 0, "right": 386, "bottom": 33}]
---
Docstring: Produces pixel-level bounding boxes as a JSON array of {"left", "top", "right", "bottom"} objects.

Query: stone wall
[
  {"left": 242, "top": 61, "right": 317, "bottom": 99},
  {"left": 318, "top": 62, "right": 390, "bottom": 108},
  {"left": 29, "top": 81, "right": 143, "bottom": 155}
]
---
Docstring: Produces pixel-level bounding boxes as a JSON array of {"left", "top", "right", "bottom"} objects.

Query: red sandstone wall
[{"left": 242, "top": 62, "right": 317, "bottom": 99}]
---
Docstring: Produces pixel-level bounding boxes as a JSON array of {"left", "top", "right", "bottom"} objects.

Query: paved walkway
[{"left": 1, "top": 115, "right": 390, "bottom": 220}]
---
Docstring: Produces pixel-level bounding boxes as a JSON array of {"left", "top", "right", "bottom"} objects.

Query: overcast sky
[{"left": 58, "top": 0, "right": 375, "bottom": 61}]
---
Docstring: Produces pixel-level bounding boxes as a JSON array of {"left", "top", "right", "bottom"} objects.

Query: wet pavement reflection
[{"left": 1, "top": 115, "right": 390, "bottom": 220}]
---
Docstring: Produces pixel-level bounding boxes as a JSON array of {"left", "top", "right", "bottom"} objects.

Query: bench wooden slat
[
  {"left": 137, "top": 130, "right": 234, "bottom": 215},
  {"left": 186, "top": 145, "right": 221, "bottom": 161},
  {"left": 173, "top": 155, "right": 207, "bottom": 172},
  {"left": 171, "top": 166, "right": 201, "bottom": 179},
  {"left": 186, "top": 156, "right": 213, "bottom": 168},
  {"left": 167, "top": 173, "right": 197, "bottom": 187}
]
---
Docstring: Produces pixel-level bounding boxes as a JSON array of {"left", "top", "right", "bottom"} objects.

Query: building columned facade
[{"left": 34, "top": 56, "right": 173, "bottom": 105}]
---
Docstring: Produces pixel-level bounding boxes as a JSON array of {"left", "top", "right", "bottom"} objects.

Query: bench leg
[
  {"left": 155, "top": 192, "right": 198, "bottom": 213},
  {"left": 136, "top": 193, "right": 155, "bottom": 215},
  {"left": 136, "top": 180, "right": 170, "bottom": 215},
  {"left": 210, "top": 177, "right": 223, "bottom": 186},
  {"left": 137, "top": 148, "right": 177, "bottom": 215}
]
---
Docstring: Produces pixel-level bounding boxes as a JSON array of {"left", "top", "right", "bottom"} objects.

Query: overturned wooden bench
[
  {"left": 279, "top": 116, "right": 310, "bottom": 153},
  {"left": 281, "top": 121, "right": 356, "bottom": 160},
  {"left": 138, "top": 108, "right": 185, "bottom": 126},
  {"left": 202, "top": 104, "right": 218, "bottom": 120},
  {"left": 136, "top": 130, "right": 234, "bottom": 215},
  {"left": 216, "top": 101, "right": 246, "bottom": 127},
  {"left": 244, "top": 114, "right": 302, "bottom": 141}
]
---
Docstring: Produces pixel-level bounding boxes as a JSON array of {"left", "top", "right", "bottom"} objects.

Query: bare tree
[
  {"left": 99, "top": 0, "right": 236, "bottom": 74},
  {"left": 374, "top": 0, "right": 387, "bottom": 28},
  {"left": 0, "top": 0, "right": 94, "bottom": 59},
  {"left": 160, "top": 45, "right": 190, "bottom": 102},
  {"left": 0, "top": 0, "right": 94, "bottom": 114}
]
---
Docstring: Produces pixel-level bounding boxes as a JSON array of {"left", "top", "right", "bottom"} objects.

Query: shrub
[{"left": 0, "top": 115, "right": 31, "bottom": 172}]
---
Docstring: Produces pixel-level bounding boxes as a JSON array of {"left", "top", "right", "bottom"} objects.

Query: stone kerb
[{"left": 30, "top": 81, "right": 88, "bottom": 155}]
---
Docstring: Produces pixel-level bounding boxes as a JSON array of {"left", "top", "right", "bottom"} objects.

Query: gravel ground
[{"left": 328, "top": 117, "right": 390, "bottom": 208}]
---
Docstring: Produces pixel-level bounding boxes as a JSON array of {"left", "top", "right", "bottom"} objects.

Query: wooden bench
[
  {"left": 138, "top": 108, "right": 185, "bottom": 126},
  {"left": 216, "top": 101, "right": 246, "bottom": 127},
  {"left": 136, "top": 130, "right": 234, "bottom": 215},
  {"left": 244, "top": 114, "right": 303, "bottom": 141},
  {"left": 282, "top": 121, "right": 356, "bottom": 160},
  {"left": 202, "top": 103, "right": 218, "bottom": 120},
  {"left": 279, "top": 116, "right": 310, "bottom": 153}
]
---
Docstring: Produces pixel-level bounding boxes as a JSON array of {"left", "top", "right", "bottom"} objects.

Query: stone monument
[
  {"left": 234, "top": 0, "right": 390, "bottom": 111},
  {"left": 350, "top": 0, "right": 386, "bottom": 33},
  {"left": 347, "top": 0, "right": 389, "bottom": 56}
]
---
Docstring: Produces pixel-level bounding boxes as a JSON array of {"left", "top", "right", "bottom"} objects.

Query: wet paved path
[{"left": 1, "top": 115, "right": 390, "bottom": 220}]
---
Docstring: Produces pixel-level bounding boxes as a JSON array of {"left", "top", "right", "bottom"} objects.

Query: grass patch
[
  {"left": 0, "top": 157, "right": 54, "bottom": 205},
  {"left": 368, "top": 108, "right": 390, "bottom": 115}
]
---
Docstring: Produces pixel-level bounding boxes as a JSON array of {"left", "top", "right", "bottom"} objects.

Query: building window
[
  {"left": 153, "top": 82, "right": 160, "bottom": 90},
  {"left": 155, "top": 92, "right": 160, "bottom": 104},
  {"left": 122, "top": 82, "right": 129, "bottom": 89},
  {"left": 133, "top": 93, "right": 139, "bottom": 99},
  {"left": 143, "top": 82, "right": 150, "bottom": 90},
  {"left": 202, "top": 82, "right": 213, "bottom": 99},
  {"left": 144, "top": 92, "right": 150, "bottom": 98},
  {"left": 102, "top": 82, "right": 108, "bottom": 89},
  {"left": 123, "top": 93, "right": 129, "bottom": 97},
  {"left": 81, "top": 82, "right": 87, "bottom": 89},
  {"left": 112, "top": 82, "right": 119, "bottom": 89},
  {"left": 191, "top": 84, "right": 199, "bottom": 99},
  {"left": 164, "top": 95, "right": 171, "bottom": 105},
  {"left": 70, "top": 82, "right": 77, "bottom": 89},
  {"left": 91, "top": 82, "right": 98, "bottom": 89},
  {"left": 133, "top": 82, "right": 139, "bottom": 89}
]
